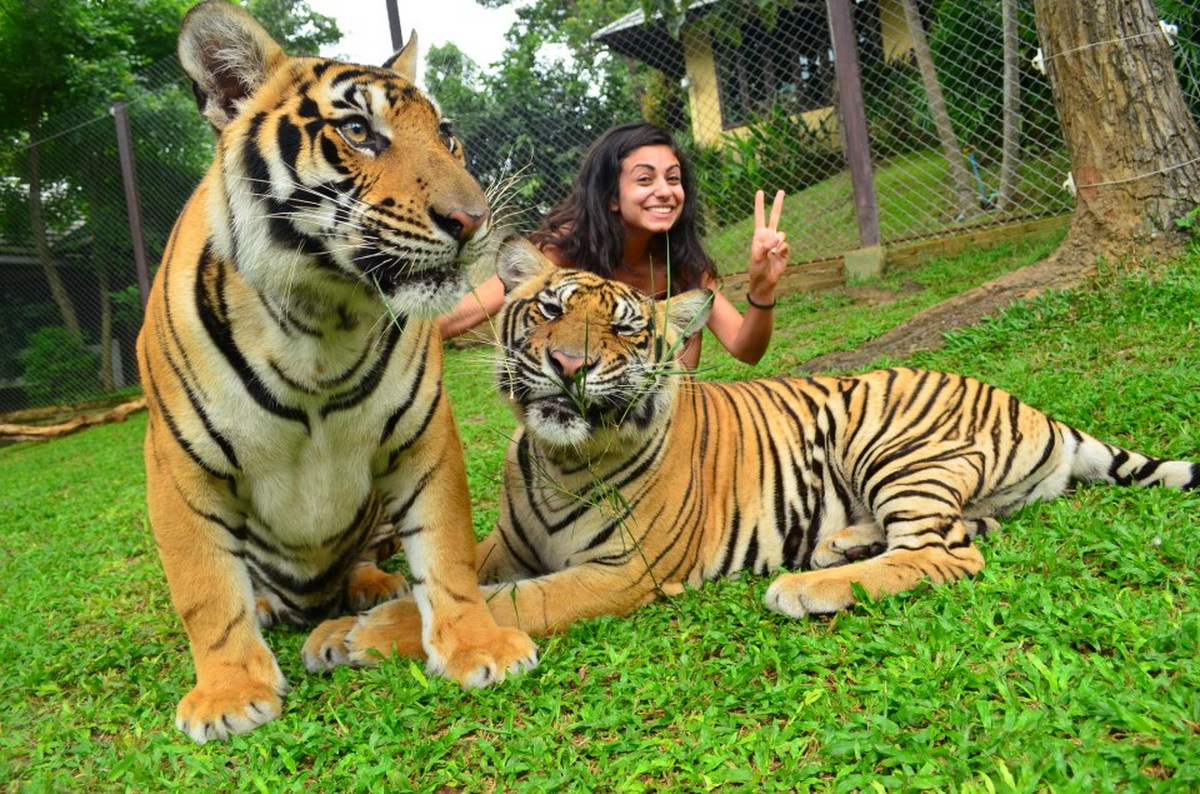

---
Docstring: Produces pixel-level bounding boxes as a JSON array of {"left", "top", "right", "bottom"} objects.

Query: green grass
[{"left": 3, "top": 245, "right": 1199, "bottom": 791}]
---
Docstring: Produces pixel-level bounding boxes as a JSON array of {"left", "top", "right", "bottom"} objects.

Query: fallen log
[{"left": 0, "top": 397, "right": 147, "bottom": 444}]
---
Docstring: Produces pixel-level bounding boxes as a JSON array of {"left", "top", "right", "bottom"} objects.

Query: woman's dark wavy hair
[{"left": 529, "top": 122, "right": 716, "bottom": 294}]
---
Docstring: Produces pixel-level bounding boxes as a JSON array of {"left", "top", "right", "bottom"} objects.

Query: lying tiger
[
  {"left": 304, "top": 238, "right": 1199, "bottom": 665},
  {"left": 138, "top": 2, "right": 535, "bottom": 742}
]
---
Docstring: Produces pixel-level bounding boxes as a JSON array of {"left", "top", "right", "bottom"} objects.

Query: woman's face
[{"left": 611, "top": 144, "right": 685, "bottom": 236}]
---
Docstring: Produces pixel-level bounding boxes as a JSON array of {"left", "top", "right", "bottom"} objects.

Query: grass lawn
[{"left": 3, "top": 240, "right": 1198, "bottom": 791}]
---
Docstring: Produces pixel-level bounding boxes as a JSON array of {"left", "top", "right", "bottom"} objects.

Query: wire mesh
[{"left": 1, "top": 0, "right": 1197, "bottom": 413}]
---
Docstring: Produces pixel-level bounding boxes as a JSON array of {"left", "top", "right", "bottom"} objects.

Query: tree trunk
[
  {"left": 1035, "top": 0, "right": 1200, "bottom": 264},
  {"left": 899, "top": 0, "right": 979, "bottom": 221},
  {"left": 26, "top": 119, "right": 82, "bottom": 338},
  {"left": 998, "top": 0, "right": 1022, "bottom": 210}
]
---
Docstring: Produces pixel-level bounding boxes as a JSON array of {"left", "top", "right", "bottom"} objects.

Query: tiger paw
[
  {"left": 301, "top": 616, "right": 361, "bottom": 672},
  {"left": 175, "top": 675, "right": 287, "bottom": 744},
  {"left": 967, "top": 517, "right": 1001, "bottom": 539},
  {"left": 426, "top": 625, "right": 539, "bottom": 689},
  {"left": 764, "top": 570, "right": 855, "bottom": 619},
  {"left": 346, "top": 563, "right": 410, "bottom": 611},
  {"left": 810, "top": 522, "right": 887, "bottom": 569}
]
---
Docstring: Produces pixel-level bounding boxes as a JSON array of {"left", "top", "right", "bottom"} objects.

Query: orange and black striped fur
[
  {"left": 304, "top": 238, "right": 1199, "bottom": 661},
  {"left": 137, "top": 1, "right": 535, "bottom": 743}
]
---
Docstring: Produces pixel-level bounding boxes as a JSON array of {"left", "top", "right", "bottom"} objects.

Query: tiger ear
[
  {"left": 178, "top": 0, "right": 287, "bottom": 131},
  {"left": 382, "top": 30, "right": 419, "bottom": 82},
  {"left": 496, "top": 237, "right": 556, "bottom": 293},
  {"left": 658, "top": 289, "right": 714, "bottom": 341}
]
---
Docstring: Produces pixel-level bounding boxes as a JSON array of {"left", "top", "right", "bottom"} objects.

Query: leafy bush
[
  {"left": 20, "top": 326, "right": 100, "bottom": 406},
  {"left": 0, "top": 302, "right": 58, "bottom": 382}
]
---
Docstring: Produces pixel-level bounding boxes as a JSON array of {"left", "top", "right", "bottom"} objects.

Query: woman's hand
[{"left": 747, "top": 189, "right": 789, "bottom": 306}]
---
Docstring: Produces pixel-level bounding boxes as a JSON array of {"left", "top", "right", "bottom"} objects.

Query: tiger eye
[{"left": 339, "top": 119, "right": 370, "bottom": 145}]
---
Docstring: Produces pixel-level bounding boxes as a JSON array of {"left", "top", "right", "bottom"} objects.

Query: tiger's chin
[{"left": 379, "top": 266, "right": 471, "bottom": 319}]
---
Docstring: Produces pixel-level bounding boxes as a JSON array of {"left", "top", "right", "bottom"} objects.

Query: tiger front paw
[
  {"left": 426, "top": 624, "right": 539, "bottom": 689},
  {"left": 175, "top": 671, "right": 287, "bottom": 744},
  {"left": 346, "top": 563, "right": 410, "bottom": 611},
  {"left": 301, "top": 616, "right": 361, "bottom": 672},
  {"left": 764, "top": 570, "right": 855, "bottom": 619}
]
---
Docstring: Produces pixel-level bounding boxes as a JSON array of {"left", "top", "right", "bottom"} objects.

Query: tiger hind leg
[
  {"left": 767, "top": 524, "right": 984, "bottom": 617},
  {"left": 767, "top": 478, "right": 988, "bottom": 617},
  {"left": 808, "top": 515, "right": 996, "bottom": 571},
  {"left": 302, "top": 601, "right": 424, "bottom": 671}
]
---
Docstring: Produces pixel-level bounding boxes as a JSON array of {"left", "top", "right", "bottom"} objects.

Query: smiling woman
[{"left": 439, "top": 122, "right": 791, "bottom": 369}]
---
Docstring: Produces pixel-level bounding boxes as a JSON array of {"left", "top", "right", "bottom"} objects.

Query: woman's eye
[{"left": 339, "top": 118, "right": 371, "bottom": 145}]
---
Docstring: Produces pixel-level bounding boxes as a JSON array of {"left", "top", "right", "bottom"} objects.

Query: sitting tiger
[
  {"left": 137, "top": 1, "right": 536, "bottom": 743},
  {"left": 303, "top": 238, "right": 1199, "bottom": 665}
]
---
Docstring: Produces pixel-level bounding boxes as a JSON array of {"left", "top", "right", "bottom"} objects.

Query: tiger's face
[
  {"left": 493, "top": 239, "right": 712, "bottom": 450},
  {"left": 182, "top": 3, "right": 491, "bottom": 318}
]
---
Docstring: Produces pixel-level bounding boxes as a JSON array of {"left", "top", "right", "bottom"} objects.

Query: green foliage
[
  {"left": 430, "top": 34, "right": 641, "bottom": 231},
  {"left": 244, "top": 0, "right": 341, "bottom": 57},
  {"left": 1158, "top": 0, "right": 1200, "bottom": 119},
  {"left": 871, "top": 0, "right": 1059, "bottom": 159},
  {"left": 19, "top": 326, "right": 100, "bottom": 404},
  {"left": 0, "top": 301, "right": 58, "bottom": 382},
  {"left": 1175, "top": 204, "right": 1200, "bottom": 241}
]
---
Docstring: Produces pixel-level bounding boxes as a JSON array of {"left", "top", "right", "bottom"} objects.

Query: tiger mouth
[
  {"left": 528, "top": 392, "right": 626, "bottom": 427},
  {"left": 531, "top": 395, "right": 583, "bottom": 423}
]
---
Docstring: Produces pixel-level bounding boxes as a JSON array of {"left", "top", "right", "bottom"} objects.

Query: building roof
[{"left": 591, "top": 0, "right": 721, "bottom": 78}]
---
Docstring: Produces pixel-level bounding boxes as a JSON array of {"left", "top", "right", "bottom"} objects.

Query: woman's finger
[
  {"left": 754, "top": 189, "right": 765, "bottom": 229},
  {"left": 769, "top": 190, "right": 785, "bottom": 232}
]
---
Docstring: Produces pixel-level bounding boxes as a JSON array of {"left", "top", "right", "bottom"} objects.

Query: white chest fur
[{"left": 188, "top": 280, "right": 435, "bottom": 549}]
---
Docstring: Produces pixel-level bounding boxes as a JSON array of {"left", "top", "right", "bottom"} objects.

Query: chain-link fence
[
  {"left": 1, "top": 55, "right": 209, "bottom": 415},
  {"left": 3, "top": 0, "right": 1198, "bottom": 414}
]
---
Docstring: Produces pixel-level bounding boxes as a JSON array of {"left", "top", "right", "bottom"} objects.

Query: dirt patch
[
  {"left": 797, "top": 255, "right": 1096, "bottom": 374},
  {"left": 843, "top": 279, "right": 926, "bottom": 305}
]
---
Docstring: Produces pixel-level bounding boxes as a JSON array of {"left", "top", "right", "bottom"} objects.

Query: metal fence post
[
  {"left": 825, "top": 0, "right": 884, "bottom": 277},
  {"left": 386, "top": 0, "right": 403, "bottom": 51},
  {"left": 112, "top": 100, "right": 151, "bottom": 307}
]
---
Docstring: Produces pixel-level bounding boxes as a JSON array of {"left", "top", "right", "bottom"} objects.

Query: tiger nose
[
  {"left": 429, "top": 207, "right": 488, "bottom": 243},
  {"left": 549, "top": 349, "right": 595, "bottom": 381}
]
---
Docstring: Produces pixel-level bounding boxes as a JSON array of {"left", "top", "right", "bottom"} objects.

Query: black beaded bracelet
[{"left": 746, "top": 293, "right": 777, "bottom": 310}]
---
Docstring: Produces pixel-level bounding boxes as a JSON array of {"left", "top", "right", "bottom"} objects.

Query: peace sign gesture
[{"left": 747, "top": 189, "right": 789, "bottom": 307}]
